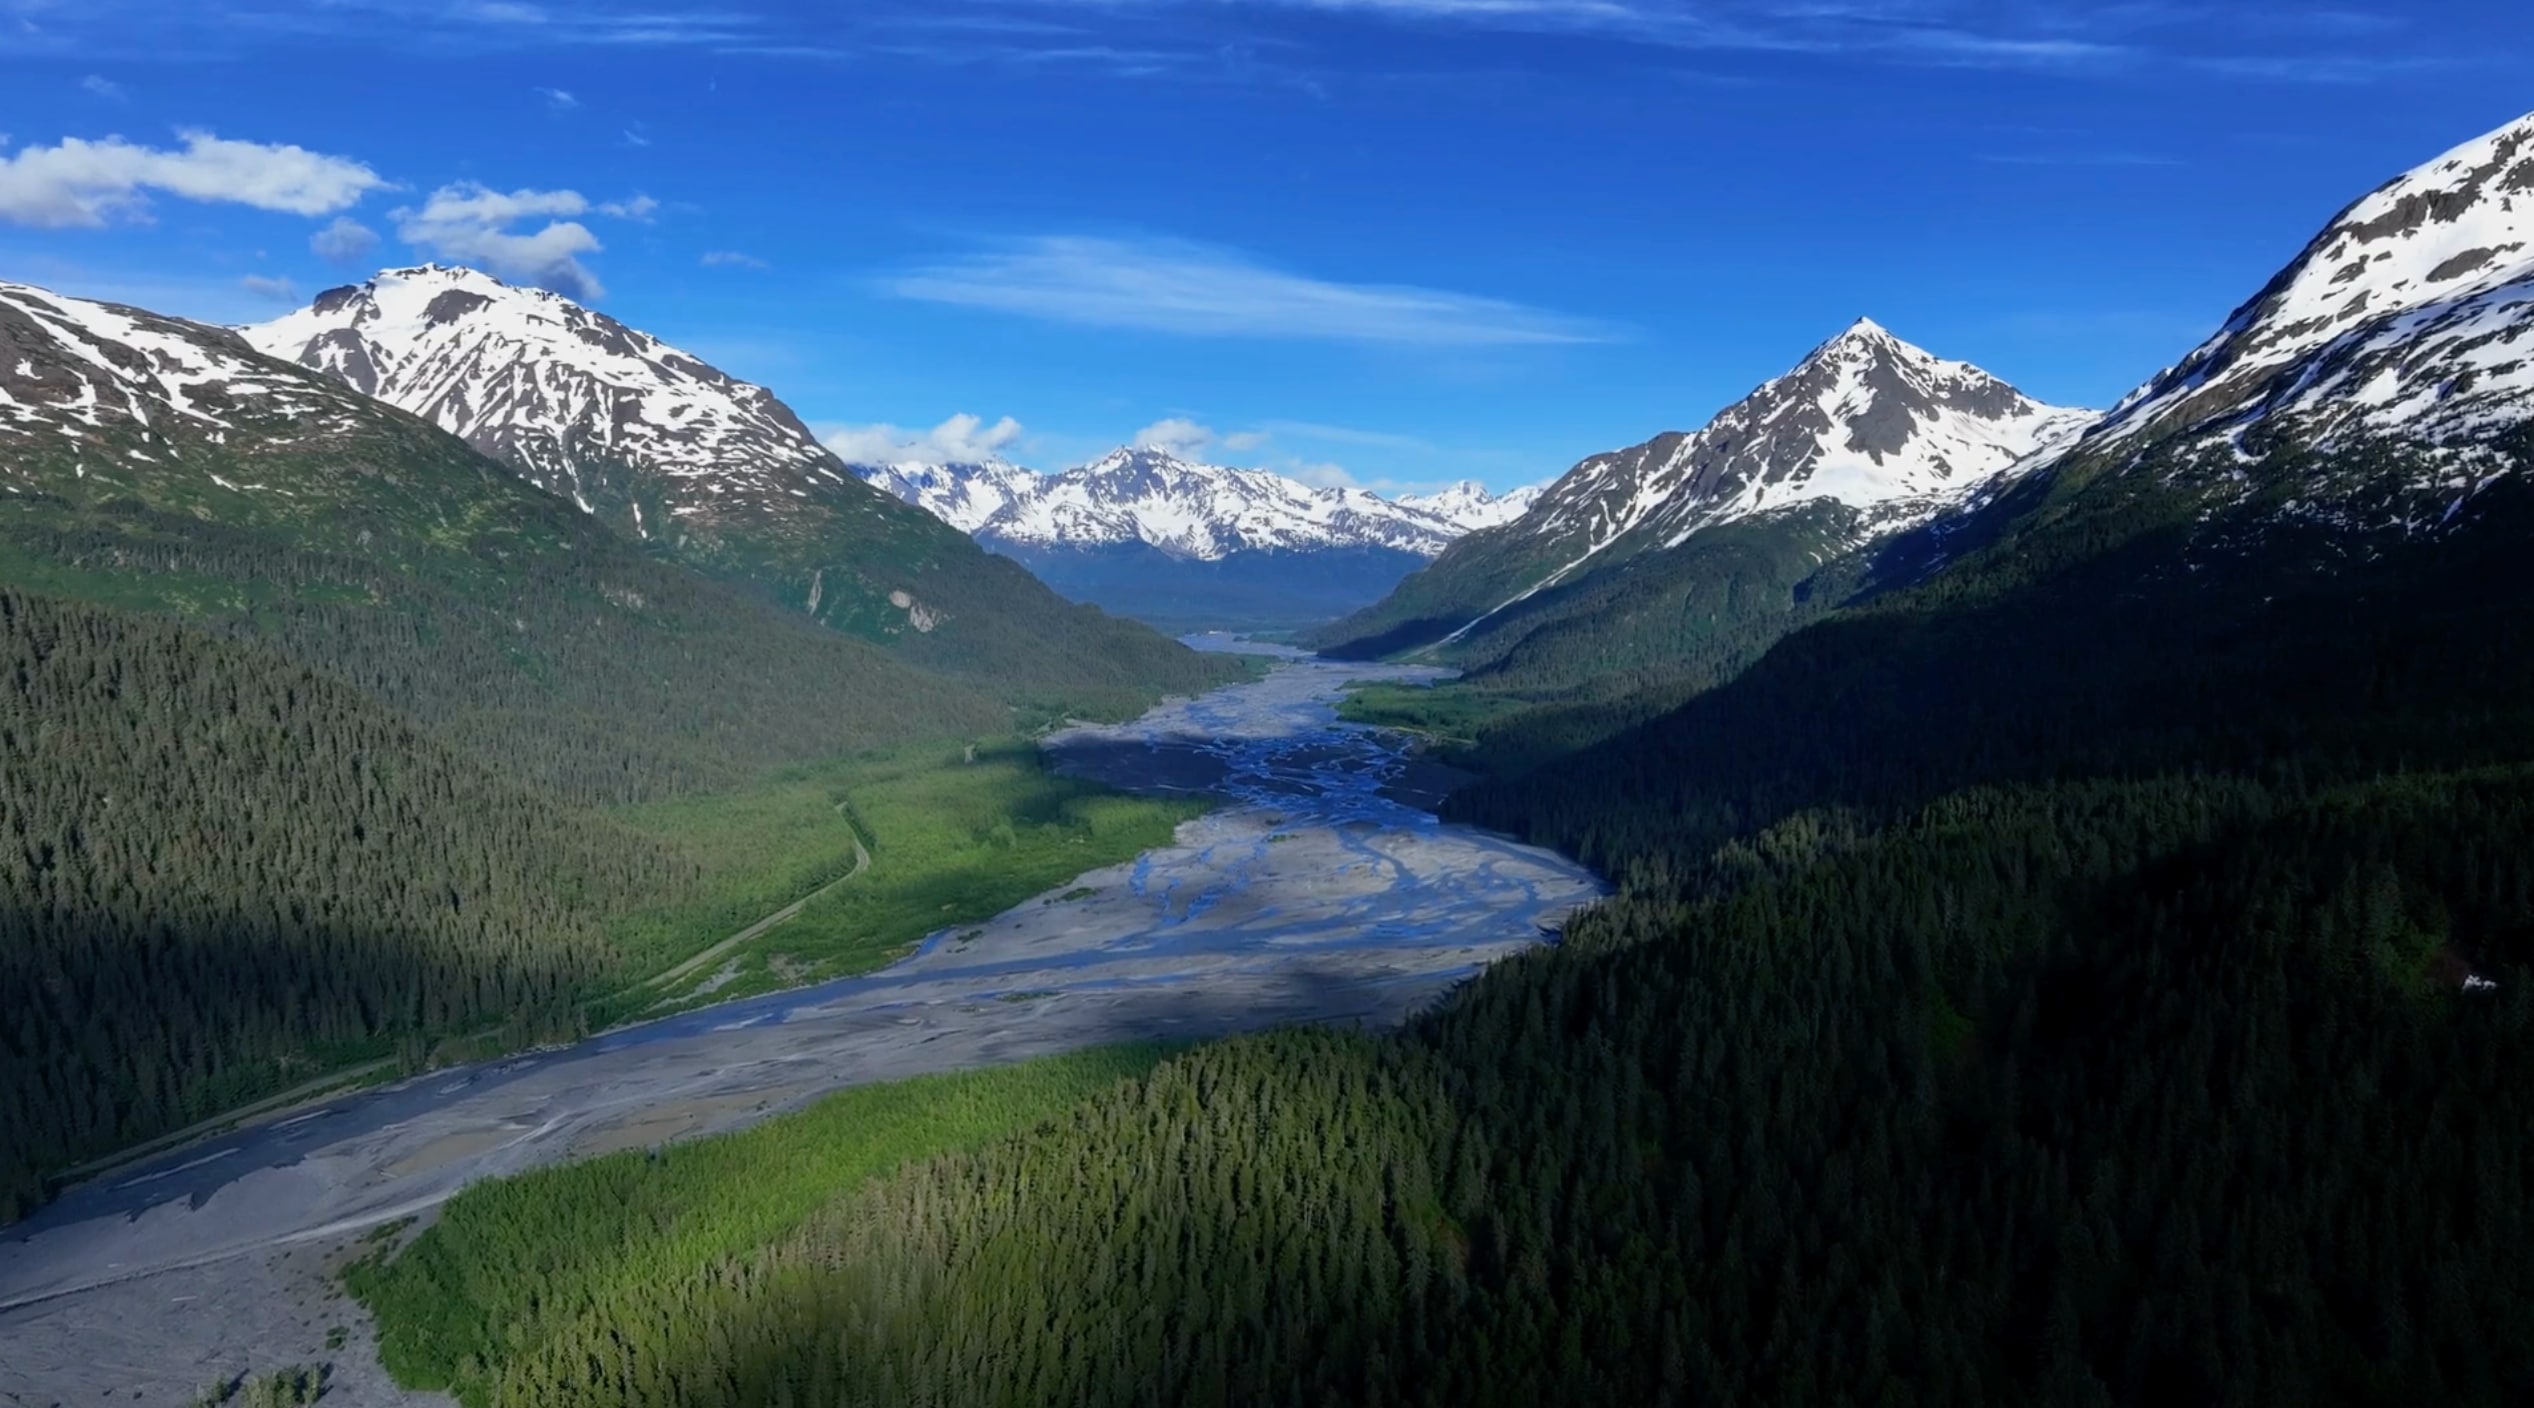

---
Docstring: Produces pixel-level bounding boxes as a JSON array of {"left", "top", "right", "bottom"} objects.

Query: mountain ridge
[
  {"left": 856, "top": 447, "right": 1541, "bottom": 559},
  {"left": 1308, "top": 320, "right": 2091, "bottom": 668},
  {"left": 239, "top": 265, "right": 1237, "bottom": 708},
  {"left": 853, "top": 446, "right": 1544, "bottom": 631},
  {"left": 2092, "top": 111, "right": 2534, "bottom": 456}
]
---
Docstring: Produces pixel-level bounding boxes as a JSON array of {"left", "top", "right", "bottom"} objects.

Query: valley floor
[{"left": 0, "top": 656, "right": 1600, "bottom": 1405}]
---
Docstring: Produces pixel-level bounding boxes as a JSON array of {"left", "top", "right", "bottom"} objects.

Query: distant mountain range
[{"left": 857, "top": 447, "right": 1542, "bottom": 632}]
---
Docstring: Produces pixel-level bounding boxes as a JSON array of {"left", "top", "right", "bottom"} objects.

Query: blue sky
[{"left": 1, "top": 1, "right": 2528, "bottom": 492}]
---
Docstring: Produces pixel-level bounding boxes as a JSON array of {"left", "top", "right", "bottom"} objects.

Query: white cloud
[
  {"left": 392, "top": 181, "right": 651, "bottom": 300},
  {"left": 0, "top": 130, "right": 386, "bottom": 229},
  {"left": 889, "top": 235, "right": 1617, "bottom": 346},
  {"left": 821, "top": 413, "right": 1027, "bottom": 465},
  {"left": 1126, "top": 420, "right": 1280, "bottom": 460},
  {"left": 239, "top": 273, "right": 299, "bottom": 302},
  {"left": 1284, "top": 460, "right": 1359, "bottom": 489},
  {"left": 701, "top": 250, "right": 770, "bottom": 269},
  {"left": 1132, "top": 417, "right": 1218, "bottom": 457},
  {"left": 80, "top": 75, "right": 126, "bottom": 101},
  {"left": 537, "top": 86, "right": 579, "bottom": 110},
  {"left": 310, "top": 215, "right": 380, "bottom": 263}
]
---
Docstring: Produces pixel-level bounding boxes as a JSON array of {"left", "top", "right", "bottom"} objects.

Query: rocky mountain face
[
  {"left": 1312, "top": 321, "right": 2092, "bottom": 662},
  {"left": 0, "top": 276, "right": 581, "bottom": 581},
  {"left": 1512, "top": 319, "right": 2096, "bottom": 584},
  {"left": 2096, "top": 113, "right": 2534, "bottom": 456},
  {"left": 241, "top": 267, "right": 1233, "bottom": 706},
  {"left": 245, "top": 265, "right": 852, "bottom": 547},
  {"left": 4, "top": 278, "right": 375, "bottom": 476}
]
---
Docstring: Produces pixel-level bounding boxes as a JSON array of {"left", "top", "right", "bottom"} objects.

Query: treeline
[
  {"left": 0, "top": 310, "right": 1230, "bottom": 1225},
  {"left": 1, "top": 503, "right": 1016, "bottom": 805},
  {"left": 465, "top": 772, "right": 2534, "bottom": 1408},
  {"left": 368, "top": 431, "right": 2534, "bottom": 1405},
  {"left": 0, "top": 588, "right": 698, "bottom": 1221}
]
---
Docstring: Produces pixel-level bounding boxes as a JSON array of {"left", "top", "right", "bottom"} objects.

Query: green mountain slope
[
  {"left": 348, "top": 117, "right": 2534, "bottom": 1406},
  {"left": 241, "top": 266, "right": 1237, "bottom": 715},
  {"left": 0, "top": 277, "right": 1234, "bottom": 1222},
  {"left": 0, "top": 585, "right": 698, "bottom": 1221},
  {"left": 371, "top": 429, "right": 2534, "bottom": 1408},
  {"left": 0, "top": 278, "right": 1073, "bottom": 800}
]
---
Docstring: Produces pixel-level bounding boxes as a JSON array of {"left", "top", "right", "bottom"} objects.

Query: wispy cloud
[
  {"left": 821, "top": 412, "right": 1028, "bottom": 464},
  {"left": 956, "top": 0, "right": 2454, "bottom": 80},
  {"left": 0, "top": 130, "right": 384, "bottom": 229},
  {"left": 391, "top": 182, "right": 654, "bottom": 299},
  {"left": 239, "top": 272, "right": 298, "bottom": 301},
  {"left": 310, "top": 214, "right": 380, "bottom": 263},
  {"left": 701, "top": 249, "right": 769, "bottom": 269},
  {"left": 1132, "top": 417, "right": 1219, "bottom": 455},
  {"left": 0, "top": 1, "right": 2462, "bottom": 85},
  {"left": 888, "top": 234, "right": 1618, "bottom": 347},
  {"left": 79, "top": 74, "right": 126, "bottom": 100},
  {"left": 536, "top": 85, "right": 579, "bottom": 110},
  {"left": 1976, "top": 150, "right": 2185, "bottom": 168},
  {"left": 4, "top": 1, "right": 763, "bottom": 55},
  {"left": 1016, "top": 0, "right": 2138, "bottom": 73}
]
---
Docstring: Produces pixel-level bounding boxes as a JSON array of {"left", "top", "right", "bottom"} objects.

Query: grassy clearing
[
  {"left": 592, "top": 740, "right": 1208, "bottom": 1020},
  {"left": 1337, "top": 680, "right": 1532, "bottom": 750},
  {"left": 349, "top": 1042, "right": 1182, "bottom": 1405}
]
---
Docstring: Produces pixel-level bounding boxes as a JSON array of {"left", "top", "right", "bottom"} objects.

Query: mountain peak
[
  {"left": 1801, "top": 316, "right": 1942, "bottom": 372},
  {"left": 1522, "top": 324, "right": 2095, "bottom": 573},
  {"left": 1396, "top": 480, "right": 1544, "bottom": 532},
  {"left": 244, "top": 267, "right": 845, "bottom": 539}
]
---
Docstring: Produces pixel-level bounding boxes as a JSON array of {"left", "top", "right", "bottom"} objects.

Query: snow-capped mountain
[
  {"left": 237, "top": 265, "right": 1230, "bottom": 692},
  {"left": 2097, "top": 111, "right": 2534, "bottom": 454},
  {"left": 243, "top": 264, "right": 861, "bottom": 544},
  {"left": 856, "top": 459, "right": 1042, "bottom": 534},
  {"left": 1398, "top": 480, "right": 1544, "bottom": 532},
  {"left": 973, "top": 447, "right": 1463, "bottom": 559},
  {"left": 1, "top": 278, "right": 373, "bottom": 457},
  {"left": 1519, "top": 319, "right": 2095, "bottom": 572},
  {"left": 1311, "top": 321, "right": 2092, "bottom": 660},
  {"left": 858, "top": 451, "right": 1544, "bottom": 557},
  {"left": 852, "top": 448, "right": 1528, "bottom": 631}
]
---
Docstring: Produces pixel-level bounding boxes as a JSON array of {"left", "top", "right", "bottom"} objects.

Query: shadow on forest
[
  {"left": 1458, "top": 470, "right": 2534, "bottom": 874},
  {"left": 0, "top": 895, "right": 596, "bottom": 1229}
]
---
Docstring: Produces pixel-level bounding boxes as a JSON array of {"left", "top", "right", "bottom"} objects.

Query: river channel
[{"left": 0, "top": 642, "right": 1603, "bottom": 1403}]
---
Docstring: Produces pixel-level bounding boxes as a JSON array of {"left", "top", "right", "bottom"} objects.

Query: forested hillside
[
  {"left": 353, "top": 414, "right": 2534, "bottom": 1406},
  {"left": 0, "top": 588, "right": 695, "bottom": 1221},
  {"left": 0, "top": 279, "right": 1233, "bottom": 1222}
]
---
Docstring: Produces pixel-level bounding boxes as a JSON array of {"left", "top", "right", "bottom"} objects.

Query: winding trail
[
  {"left": 0, "top": 643, "right": 1603, "bottom": 1403},
  {"left": 645, "top": 811, "right": 871, "bottom": 995}
]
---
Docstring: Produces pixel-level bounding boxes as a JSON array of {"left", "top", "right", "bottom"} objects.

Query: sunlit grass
[{"left": 350, "top": 1043, "right": 1182, "bottom": 1405}]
